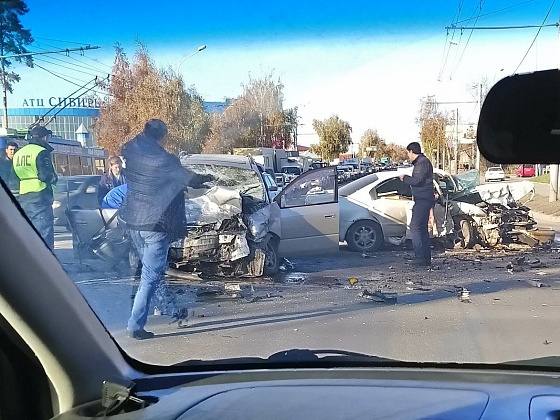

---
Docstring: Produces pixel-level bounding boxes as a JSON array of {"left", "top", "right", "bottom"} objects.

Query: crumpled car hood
[{"left": 450, "top": 170, "right": 535, "bottom": 206}]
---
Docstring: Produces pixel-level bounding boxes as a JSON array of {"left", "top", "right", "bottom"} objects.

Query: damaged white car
[
  {"left": 339, "top": 168, "right": 540, "bottom": 252},
  {"left": 168, "top": 154, "right": 339, "bottom": 276}
]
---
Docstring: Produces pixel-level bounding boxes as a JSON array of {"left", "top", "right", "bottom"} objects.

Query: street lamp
[{"left": 176, "top": 45, "right": 206, "bottom": 75}]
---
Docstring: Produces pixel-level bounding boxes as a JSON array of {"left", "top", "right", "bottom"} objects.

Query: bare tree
[
  {"left": 204, "top": 73, "right": 296, "bottom": 152},
  {"left": 95, "top": 42, "right": 209, "bottom": 155}
]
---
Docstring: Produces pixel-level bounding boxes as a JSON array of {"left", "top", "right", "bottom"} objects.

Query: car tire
[
  {"left": 346, "top": 220, "right": 383, "bottom": 252},
  {"left": 458, "top": 218, "right": 476, "bottom": 249},
  {"left": 263, "top": 238, "right": 280, "bottom": 275}
]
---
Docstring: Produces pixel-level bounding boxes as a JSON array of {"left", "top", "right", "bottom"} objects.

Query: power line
[
  {"left": 0, "top": 45, "right": 99, "bottom": 59},
  {"left": 513, "top": 0, "right": 556, "bottom": 73},
  {"left": 33, "top": 63, "right": 108, "bottom": 96},
  {"left": 455, "top": 0, "right": 537, "bottom": 24},
  {"left": 31, "top": 41, "right": 109, "bottom": 74},
  {"left": 438, "top": 0, "right": 464, "bottom": 81},
  {"left": 450, "top": 0, "right": 486, "bottom": 80},
  {"left": 33, "top": 56, "right": 105, "bottom": 78},
  {"left": 33, "top": 36, "right": 93, "bottom": 46},
  {"left": 32, "top": 40, "right": 109, "bottom": 73},
  {"left": 446, "top": 22, "right": 558, "bottom": 30}
]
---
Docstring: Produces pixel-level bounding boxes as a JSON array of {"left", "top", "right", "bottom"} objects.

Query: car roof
[
  {"left": 180, "top": 154, "right": 254, "bottom": 170},
  {"left": 339, "top": 169, "right": 411, "bottom": 197}
]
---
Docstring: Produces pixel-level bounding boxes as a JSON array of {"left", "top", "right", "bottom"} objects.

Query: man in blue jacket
[
  {"left": 118, "top": 119, "right": 212, "bottom": 340},
  {"left": 399, "top": 142, "right": 435, "bottom": 266}
]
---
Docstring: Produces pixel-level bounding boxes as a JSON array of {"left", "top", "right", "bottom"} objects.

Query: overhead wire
[
  {"left": 512, "top": 0, "right": 556, "bottom": 73},
  {"left": 31, "top": 40, "right": 109, "bottom": 74},
  {"left": 455, "top": 0, "right": 537, "bottom": 24},
  {"left": 33, "top": 56, "right": 104, "bottom": 78},
  {"left": 438, "top": 0, "right": 464, "bottom": 81},
  {"left": 33, "top": 62, "right": 108, "bottom": 96},
  {"left": 450, "top": 0, "right": 486, "bottom": 80}
]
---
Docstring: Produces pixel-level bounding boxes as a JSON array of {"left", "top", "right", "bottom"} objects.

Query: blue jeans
[
  {"left": 410, "top": 199, "right": 434, "bottom": 262},
  {"left": 127, "top": 230, "right": 170, "bottom": 332}
]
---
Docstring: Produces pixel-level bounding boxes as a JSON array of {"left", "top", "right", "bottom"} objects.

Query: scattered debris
[
  {"left": 362, "top": 252, "right": 376, "bottom": 258},
  {"left": 359, "top": 289, "right": 397, "bottom": 302},
  {"left": 279, "top": 257, "right": 295, "bottom": 271},
  {"left": 286, "top": 276, "right": 305, "bottom": 285},
  {"left": 544, "top": 340, "right": 553, "bottom": 345},
  {"left": 525, "top": 280, "right": 549, "bottom": 288},
  {"left": 506, "top": 262, "right": 524, "bottom": 274},
  {"left": 458, "top": 288, "right": 471, "bottom": 303},
  {"left": 153, "top": 306, "right": 161, "bottom": 316},
  {"left": 536, "top": 272, "right": 548, "bottom": 276},
  {"left": 348, "top": 277, "right": 359, "bottom": 286}
]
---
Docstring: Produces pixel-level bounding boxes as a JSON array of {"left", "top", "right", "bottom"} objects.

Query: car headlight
[{"left": 52, "top": 201, "right": 61, "bottom": 209}]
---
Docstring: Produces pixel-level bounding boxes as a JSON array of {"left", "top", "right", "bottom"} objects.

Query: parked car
[
  {"left": 52, "top": 175, "right": 101, "bottom": 229},
  {"left": 516, "top": 164, "right": 535, "bottom": 177},
  {"left": 484, "top": 166, "right": 505, "bottom": 182},
  {"left": 339, "top": 169, "right": 536, "bottom": 252}
]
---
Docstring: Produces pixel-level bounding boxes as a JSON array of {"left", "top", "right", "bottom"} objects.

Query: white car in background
[{"left": 484, "top": 166, "right": 505, "bottom": 182}]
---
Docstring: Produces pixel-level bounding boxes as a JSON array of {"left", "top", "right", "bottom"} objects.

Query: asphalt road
[
  {"left": 54, "top": 227, "right": 560, "bottom": 367},
  {"left": 52, "top": 175, "right": 560, "bottom": 367}
]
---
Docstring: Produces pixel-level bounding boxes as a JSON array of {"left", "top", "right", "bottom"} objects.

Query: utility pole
[
  {"left": 454, "top": 108, "right": 459, "bottom": 175},
  {"left": 0, "top": 45, "right": 99, "bottom": 129},
  {"left": 476, "top": 83, "right": 482, "bottom": 171}
]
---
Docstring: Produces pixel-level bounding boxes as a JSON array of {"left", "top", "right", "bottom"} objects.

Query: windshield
[{"left": 7, "top": 0, "right": 560, "bottom": 371}]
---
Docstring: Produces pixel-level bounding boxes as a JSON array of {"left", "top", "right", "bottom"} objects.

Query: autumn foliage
[{"left": 95, "top": 43, "right": 209, "bottom": 155}]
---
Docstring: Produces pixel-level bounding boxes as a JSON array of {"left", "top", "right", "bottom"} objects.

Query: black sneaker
[{"left": 128, "top": 329, "right": 155, "bottom": 340}]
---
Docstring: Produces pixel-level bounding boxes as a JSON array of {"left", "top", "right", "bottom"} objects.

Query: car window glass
[
  {"left": 375, "top": 178, "right": 411, "bottom": 198},
  {"left": 281, "top": 167, "right": 336, "bottom": 207}
]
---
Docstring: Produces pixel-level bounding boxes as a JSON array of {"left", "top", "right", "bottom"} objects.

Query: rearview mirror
[{"left": 478, "top": 69, "right": 560, "bottom": 164}]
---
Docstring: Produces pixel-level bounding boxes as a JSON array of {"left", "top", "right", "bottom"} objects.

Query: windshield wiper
[{"left": 173, "top": 348, "right": 395, "bottom": 367}]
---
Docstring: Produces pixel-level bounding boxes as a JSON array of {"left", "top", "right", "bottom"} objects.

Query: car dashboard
[{"left": 53, "top": 367, "right": 560, "bottom": 419}]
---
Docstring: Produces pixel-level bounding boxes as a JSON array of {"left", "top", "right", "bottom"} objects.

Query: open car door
[{"left": 276, "top": 166, "right": 339, "bottom": 257}]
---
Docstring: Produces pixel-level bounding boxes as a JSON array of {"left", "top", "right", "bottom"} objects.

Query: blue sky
[{"left": 11, "top": 0, "right": 560, "bottom": 146}]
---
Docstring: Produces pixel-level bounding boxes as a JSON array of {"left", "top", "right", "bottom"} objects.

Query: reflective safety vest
[{"left": 13, "top": 144, "right": 49, "bottom": 195}]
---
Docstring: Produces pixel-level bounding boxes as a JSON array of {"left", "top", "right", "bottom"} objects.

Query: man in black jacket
[
  {"left": 399, "top": 142, "right": 434, "bottom": 266},
  {"left": 119, "top": 119, "right": 212, "bottom": 340}
]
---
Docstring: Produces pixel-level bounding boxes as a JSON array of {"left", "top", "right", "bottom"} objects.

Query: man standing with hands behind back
[{"left": 399, "top": 142, "right": 434, "bottom": 267}]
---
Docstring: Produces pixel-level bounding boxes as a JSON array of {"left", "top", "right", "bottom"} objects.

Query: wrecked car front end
[
  {"left": 448, "top": 173, "right": 540, "bottom": 248},
  {"left": 169, "top": 155, "right": 281, "bottom": 277}
]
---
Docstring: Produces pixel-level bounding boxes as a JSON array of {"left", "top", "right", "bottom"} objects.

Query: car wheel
[
  {"left": 263, "top": 238, "right": 280, "bottom": 275},
  {"left": 346, "top": 220, "right": 383, "bottom": 252},
  {"left": 458, "top": 218, "right": 476, "bottom": 249}
]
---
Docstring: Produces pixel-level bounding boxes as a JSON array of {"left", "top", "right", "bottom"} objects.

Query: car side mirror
[{"left": 86, "top": 186, "right": 96, "bottom": 194}]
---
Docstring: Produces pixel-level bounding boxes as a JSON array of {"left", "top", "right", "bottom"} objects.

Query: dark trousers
[
  {"left": 410, "top": 199, "right": 434, "bottom": 262},
  {"left": 20, "top": 201, "right": 54, "bottom": 251}
]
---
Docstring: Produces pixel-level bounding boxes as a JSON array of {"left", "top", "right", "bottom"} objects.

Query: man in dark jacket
[
  {"left": 13, "top": 126, "right": 58, "bottom": 250},
  {"left": 0, "top": 141, "right": 19, "bottom": 193},
  {"left": 119, "top": 119, "right": 212, "bottom": 340},
  {"left": 399, "top": 142, "right": 434, "bottom": 266}
]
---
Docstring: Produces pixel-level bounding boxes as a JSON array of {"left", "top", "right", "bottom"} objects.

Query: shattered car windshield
[
  {"left": 185, "top": 164, "right": 265, "bottom": 202},
  {"left": 452, "top": 169, "right": 480, "bottom": 195},
  {"left": 8, "top": 0, "right": 560, "bottom": 369}
]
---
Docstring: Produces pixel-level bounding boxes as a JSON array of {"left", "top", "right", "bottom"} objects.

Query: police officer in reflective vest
[{"left": 13, "top": 126, "right": 58, "bottom": 250}]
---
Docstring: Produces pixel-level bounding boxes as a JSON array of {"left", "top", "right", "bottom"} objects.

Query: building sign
[{"left": 21, "top": 97, "right": 101, "bottom": 108}]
